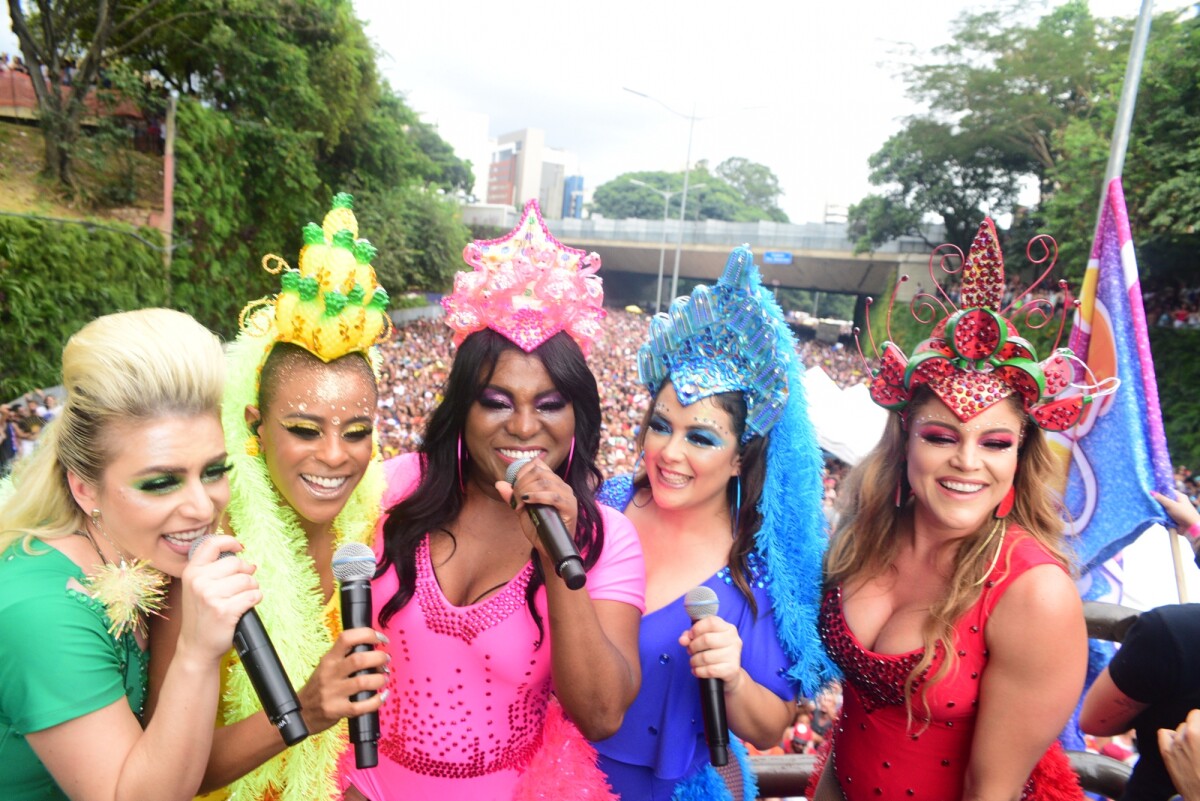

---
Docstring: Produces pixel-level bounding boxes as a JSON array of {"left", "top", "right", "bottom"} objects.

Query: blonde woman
[{"left": 0, "top": 309, "right": 260, "bottom": 801}]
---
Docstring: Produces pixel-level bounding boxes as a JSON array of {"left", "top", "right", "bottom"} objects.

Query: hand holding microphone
[
  {"left": 332, "top": 542, "right": 383, "bottom": 769},
  {"left": 188, "top": 535, "right": 309, "bottom": 746},
  {"left": 683, "top": 586, "right": 734, "bottom": 767},
  {"left": 503, "top": 458, "right": 586, "bottom": 590}
]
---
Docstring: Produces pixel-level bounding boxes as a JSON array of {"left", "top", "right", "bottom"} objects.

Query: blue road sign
[{"left": 762, "top": 251, "right": 793, "bottom": 265}]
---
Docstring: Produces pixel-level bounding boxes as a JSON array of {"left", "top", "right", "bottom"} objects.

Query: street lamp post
[
  {"left": 629, "top": 178, "right": 705, "bottom": 313},
  {"left": 624, "top": 87, "right": 707, "bottom": 305}
]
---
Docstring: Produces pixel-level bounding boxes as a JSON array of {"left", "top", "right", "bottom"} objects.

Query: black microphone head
[
  {"left": 332, "top": 542, "right": 376, "bottom": 583},
  {"left": 504, "top": 458, "right": 533, "bottom": 486},
  {"left": 188, "top": 534, "right": 212, "bottom": 561},
  {"left": 684, "top": 586, "right": 720, "bottom": 623}
]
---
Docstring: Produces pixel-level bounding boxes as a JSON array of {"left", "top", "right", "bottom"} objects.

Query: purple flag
[{"left": 1052, "top": 178, "right": 1174, "bottom": 575}]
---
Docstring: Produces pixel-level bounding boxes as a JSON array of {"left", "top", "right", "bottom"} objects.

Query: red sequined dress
[{"left": 814, "top": 530, "right": 1083, "bottom": 801}]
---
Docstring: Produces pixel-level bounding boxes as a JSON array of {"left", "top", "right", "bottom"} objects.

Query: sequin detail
[
  {"left": 415, "top": 538, "right": 535, "bottom": 644},
  {"left": 718, "top": 549, "right": 769, "bottom": 589},
  {"left": 818, "top": 588, "right": 934, "bottom": 712}
]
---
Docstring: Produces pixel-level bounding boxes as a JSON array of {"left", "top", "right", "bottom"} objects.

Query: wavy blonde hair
[
  {"left": 0, "top": 309, "right": 224, "bottom": 553},
  {"left": 823, "top": 389, "right": 1072, "bottom": 723}
]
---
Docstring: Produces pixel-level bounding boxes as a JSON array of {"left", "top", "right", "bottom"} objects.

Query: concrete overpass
[{"left": 462, "top": 207, "right": 939, "bottom": 309}]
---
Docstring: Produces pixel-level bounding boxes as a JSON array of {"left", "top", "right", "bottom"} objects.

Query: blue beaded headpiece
[{"left": 637, "top": 246, "right": 793, "bottom": 442}]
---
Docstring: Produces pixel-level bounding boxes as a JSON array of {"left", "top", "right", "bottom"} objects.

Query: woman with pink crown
[
  {"left": 340, "top": 200, "right": 645, "bottom": 801},
  {"left": 810, "top": 220, "right": 1119, "bottom": 801}
]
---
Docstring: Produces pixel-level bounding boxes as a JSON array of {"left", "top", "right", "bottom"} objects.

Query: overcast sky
[{"left": 4, "top": 1, "right": 1191, "bottom": 222}]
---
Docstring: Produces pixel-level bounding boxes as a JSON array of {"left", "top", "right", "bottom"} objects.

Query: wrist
[{"left": 1186, "top": 521, "right": 1200, "bottom": 542}]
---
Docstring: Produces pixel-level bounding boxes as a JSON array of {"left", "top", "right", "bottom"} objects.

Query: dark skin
[{"left": 145, "top": 357, "right": 389, "bottom": 793}]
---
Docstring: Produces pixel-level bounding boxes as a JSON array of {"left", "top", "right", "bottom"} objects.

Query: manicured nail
[
  {"left": 375, "top": 631, "right": 389, "bottom": 644},
  {"left": 379, "top": 690, "right": 390, "bottom": 703},
  {"left": 521, "top": 494, "right": 530, "bottom": 501}
]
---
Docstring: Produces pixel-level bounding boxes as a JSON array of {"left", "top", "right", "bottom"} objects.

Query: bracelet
[{"left": 1187, "top": 521, "right": 1200, "bottom": 541}]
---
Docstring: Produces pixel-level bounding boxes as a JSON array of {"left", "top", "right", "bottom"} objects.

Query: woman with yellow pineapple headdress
[{"left": 147, "top": 194, "right": 392, "bottom": 801}]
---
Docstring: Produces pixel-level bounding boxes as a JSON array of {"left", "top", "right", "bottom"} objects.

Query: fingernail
[
  {"left": 379, "top": 690, "right": 390, "bottom": 703},
  {"left": 521, "top": 494, "right": 530, "bottom": 501},
  {"left": 509, "top": 496, "right": 518, "bottom": 509},
  {"left": 375, "top": 631, "right": 390, "bottom": 644},
  {"left": 382, "top": 665, "right": 391, "bottom": 675}
]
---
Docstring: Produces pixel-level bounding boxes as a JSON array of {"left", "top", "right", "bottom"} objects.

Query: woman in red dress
[{"left": 812, "top": 220, "right": 1117, "bottom": 801}]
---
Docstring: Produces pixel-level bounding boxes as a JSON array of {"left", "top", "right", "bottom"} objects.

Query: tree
[
  {"left": 847, "top": 1, "right": 1129, "bottom": 258},
  {"left": 6, "top": 0, "right": 198, "bottom": 189},
  {"left": 590, "top": 159, "right": 789, "bottom": 222},
  {"left": 715, "top": 157, "right": 788, "bottom": 222}
]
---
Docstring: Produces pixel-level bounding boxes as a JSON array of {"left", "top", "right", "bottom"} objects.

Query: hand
[
  {"left": 1153, "top": 491, "right": 1200, "bottom": 544},
  {"left": 494, "top": 457, "right": 579, "bottom": 555},
  {"left": 297, "top": 628, "right": 390, "bottom": 735},
  {"left": 176, "top": 534, "right": 261, "bottom": 663},
  {"left": 1159, "top": 709, "right": 1200, "bottom": 799},
  {"left": 679, "top": 615, "right": 747, "bottom": 692}
]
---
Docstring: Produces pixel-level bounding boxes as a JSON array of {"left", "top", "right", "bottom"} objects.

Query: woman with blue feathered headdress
[{"left": 594, "top": 246, "right": 838, "bottom": 800}]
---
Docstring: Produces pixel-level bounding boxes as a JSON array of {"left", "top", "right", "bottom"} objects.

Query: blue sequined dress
[{"left": 594, "top": 474, "right": 796, "bottom": 801}]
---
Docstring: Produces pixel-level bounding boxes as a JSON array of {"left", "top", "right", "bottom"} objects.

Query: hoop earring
[
  {"left": 457, "top": 433, "right": 467, "bottom": 493},
  {"left": 564, "top": 436, "right": 576, "bottom": 477},
  {"left": 732, "top": 476, "right": 742, "bottom": 537}
]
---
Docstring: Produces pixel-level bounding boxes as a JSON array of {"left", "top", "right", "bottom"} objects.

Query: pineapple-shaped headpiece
[{"left": 239, "top": 193, "right": 390, "bottom": 361}]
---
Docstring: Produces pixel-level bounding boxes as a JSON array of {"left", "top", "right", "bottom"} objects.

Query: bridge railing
[{"left": 553, "top": 217, "right": 939, "bottom": 254}]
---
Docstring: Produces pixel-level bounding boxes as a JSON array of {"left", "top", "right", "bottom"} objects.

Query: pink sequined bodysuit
[
  {"left": 340, "top": 453, "right": 645, "bottom": 800},
  {"left": 817, "top": 531, "right": 1082, "bottom": 801}
]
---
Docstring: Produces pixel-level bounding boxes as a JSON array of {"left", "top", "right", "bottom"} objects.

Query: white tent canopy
[{"left": 802, "top": 367, "right": 888, "bottom": 466}]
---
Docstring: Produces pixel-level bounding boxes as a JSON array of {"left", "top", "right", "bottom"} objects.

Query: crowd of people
[{"left": 7, "top": 196, "right": 1200, "bottom": 801}]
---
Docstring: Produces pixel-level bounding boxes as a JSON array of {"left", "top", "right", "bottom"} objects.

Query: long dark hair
[
  {"left": 632, "top": 389, "right": 768, "bottom": 616},
  {"left": 377, "top": 329, "right": 606, "bottom": 643}
]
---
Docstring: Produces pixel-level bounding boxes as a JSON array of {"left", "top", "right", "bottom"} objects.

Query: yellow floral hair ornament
[{"left": 243, "top": 192, "right": 391, "bottom": 360}]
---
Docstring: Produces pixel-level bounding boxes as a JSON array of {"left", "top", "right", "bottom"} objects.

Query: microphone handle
[
  {"left": 233, "top": 609, "right": 309, "bottom": 746},
  {"left": 340, "top": 579, "right": 380, "bottom": 769},
  {"left": 699, "top": 676, "right": 729, "bottom": 767},
  {"left": 526, "top": 505, "right": 586, "bottom": 590}
]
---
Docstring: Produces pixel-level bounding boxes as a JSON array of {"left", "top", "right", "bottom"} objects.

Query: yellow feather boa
[{"left": 211, "top": 316, "right": 383, "bottom": 801}]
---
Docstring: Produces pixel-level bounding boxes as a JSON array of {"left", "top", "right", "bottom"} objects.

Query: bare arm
[
  {"left": 961, "top": 564, "right": 1088, "bottom": 801},
  {"left": 148, "top": 579, "right": 388, "bottom": 793},
  {"left": 498, "top": 462, "right": 641, "bottom": 740},
  {"left": 30, "top": 535, "right": 259, "bottom": 801},
  {"left": 1079, "top": 667, "right": 1149, "bottom": 737},
  {"left": 680, "top": 616, "right": 796, "bottom": 749}
]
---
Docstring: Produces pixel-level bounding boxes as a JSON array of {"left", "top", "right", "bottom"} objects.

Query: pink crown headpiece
[
  {"left": 859, "top": 218, "right": 1118, "bottom": 431},
  {"left": 442, "top": 199, "right": 605, "bottom": 355}
]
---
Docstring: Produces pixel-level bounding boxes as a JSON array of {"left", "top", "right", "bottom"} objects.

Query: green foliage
[
  {"left": 348, "top": 184, "right": 470, "bottom": 294},
  {"left": 715, "top": 157, "right": 788, "bottom": 222},
  {"left": 849, "top": 1, "right": 1129, "bottom": 257},
  {"left": 1150, "top": 328, "right": 1200, "bottom": 471},
  {"left": 0, "top": 216, "right": 167, "bottom": 397},
  {"left": 590, "top": 158, "right": 789, "bottom": 222}
]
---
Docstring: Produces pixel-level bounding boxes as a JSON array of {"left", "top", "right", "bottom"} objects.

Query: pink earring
[
  {"left": 564, "top": 436, "right": 576, "bottom": 477},
  {"left": 457, "top": 433, "right": 466, "bottom": 493}
]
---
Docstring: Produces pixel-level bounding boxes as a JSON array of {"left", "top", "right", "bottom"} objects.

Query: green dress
[{"left": 0, "top": 541, "right": 148, "bottom": 801}]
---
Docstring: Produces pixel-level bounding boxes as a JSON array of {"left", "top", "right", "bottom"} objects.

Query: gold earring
[{"left": 245, "top": 435, "right": 260, "bottom": 457}]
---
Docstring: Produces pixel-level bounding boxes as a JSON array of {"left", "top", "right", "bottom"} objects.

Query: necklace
[
  {"left": 968, "top": 518, "right": 1007, "bottom": 588},
  {"left": 76, "top": 518, "right": 167, "bottom": 638}
]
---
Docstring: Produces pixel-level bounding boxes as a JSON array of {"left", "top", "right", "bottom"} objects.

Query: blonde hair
[
  {"left": 823, "top": 390, "right": 1072, "bottom": 723},
  {"left": 0, "top": 309, "right": 225, "bottom": 552}
]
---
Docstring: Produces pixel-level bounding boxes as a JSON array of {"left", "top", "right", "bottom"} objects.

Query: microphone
[
  {"left": 188, "top": 536, "right": 308, "bottom": 746},
  {"left": 684, "top": 586, "right": 729, "bottom": 767},
  {"left": 332, "top": 542, "right": 380, "bottom": 769},
  {"left": 505, "top": 458, "right": 586, "bottom": 590}
]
